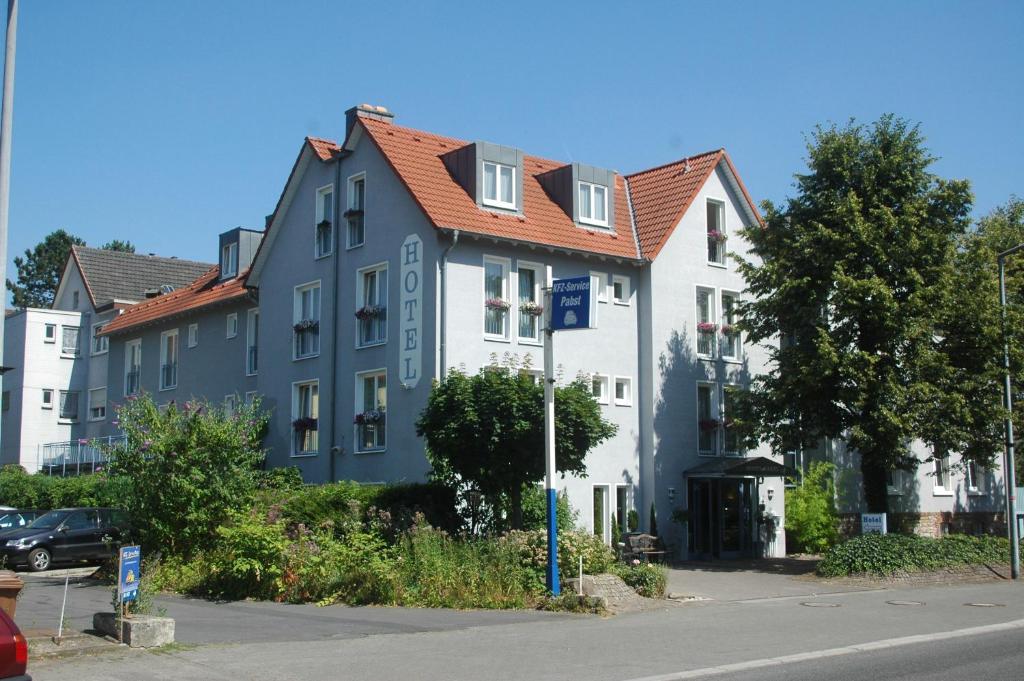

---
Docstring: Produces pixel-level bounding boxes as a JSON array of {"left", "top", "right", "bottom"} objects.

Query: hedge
[
  {"left": 817, "top": 533, "right": 1020, "bottom": 577},
  {"left": 0, "top": 465, "right": 127, "bottom": 509}
]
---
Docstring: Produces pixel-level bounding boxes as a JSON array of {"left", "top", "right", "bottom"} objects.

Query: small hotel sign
[
  {"left": 861, "top": 513, "right": 887, "bottom": 535},
  {"left": 550, "top": 276, "right": 595, "bottom": 331},
  {"left": 399, "top": 234, "right": 423, "bottom": 388}
]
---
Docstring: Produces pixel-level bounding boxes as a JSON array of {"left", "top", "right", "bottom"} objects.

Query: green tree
[
  {"left": 416, "top": 368, "right": 617, "bottom": 529},
  {"left": 784, "top": 461, "right": 840, "bottom": 553},
  {"left": 6, "top": 229, "right": 84, "bottom": 308},
  {"left": 735, "top": 116, "right": 974, "bottom": 512},
  {"left": 101, "top": 239, "right": 135, "bottom": 253},
  {"left": 104, "top": 395, "right": 268, "bottom": 557}
]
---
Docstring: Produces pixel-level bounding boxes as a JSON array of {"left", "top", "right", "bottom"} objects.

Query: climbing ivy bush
[{"left": 817, "top": 533, "right": 1017, "bottom": 577}]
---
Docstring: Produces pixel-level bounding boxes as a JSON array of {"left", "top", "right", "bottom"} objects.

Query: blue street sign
[
  {"left": 551, "top": 276, "right": 593, "bottom": 331},
  {"left": 118, "top": 545, "right": 141, "bottom": 603}
]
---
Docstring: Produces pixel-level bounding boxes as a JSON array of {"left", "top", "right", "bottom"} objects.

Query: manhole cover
[
  {"left": 964, "top": 602, "right": 1005, "bottom": 608},
  {"left": 800, "top": 602, "right": 841, "bottom": 608},
  {"left": 886, "top": 600, "right": 924, "bottom": 606}
]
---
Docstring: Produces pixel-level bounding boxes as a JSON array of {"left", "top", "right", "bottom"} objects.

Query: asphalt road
[
  {"left": 702, "top": 628, "right": 1024, "bottom": 681},
  {"left": 25, "top": 579, "right": 1024, "bottom": 681}
]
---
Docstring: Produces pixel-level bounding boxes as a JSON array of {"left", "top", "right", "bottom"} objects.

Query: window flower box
[
  {"left": 317, "top": 219, "right": 332, "bottom": 231},
  {"left": 353, "top": 409, "right": 385, "bottom": 425},
  {"left": 292, "top": 416, "right": 318, "bottom": 431},
  {"left": 343, "top": 208, "right": 364, "bottom": 218},
  {"left": 699, "top": 418, "right": 720, "bottom": 432},
  {"left": 355, "top": 305, "right": 385, "bottom": 321},
  {"left": 697, "top": 322, "right": 717, "bottom": 333},
  {"left": 293, "top": 319, "right": 319, "bottom": 333},
  {"left": 720, "top": 323, "right": 736, "bottom": 335},
  {"left": 519, "top": 301, "right": 544, "bottom": 316},
  {"left": 485, "top": 298, "right": 511, "bottom": 311},
  {"left": 707, "top": 230, "right": 728, "bottom": 243}
]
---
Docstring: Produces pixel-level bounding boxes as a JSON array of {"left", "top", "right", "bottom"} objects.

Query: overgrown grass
[{"left": 817, "top": 533, "right": 1020, "bottom": 577}]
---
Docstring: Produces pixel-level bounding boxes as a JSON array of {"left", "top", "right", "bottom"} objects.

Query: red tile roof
[
  {"left": 626, "top": 150, "right": 762, "bottom": 259},
  {"left": 100, "top": 267, "right": 250, "bottom": 336},
  {"left": 359, "top": 118, "right": 640, "bottom": 260},
  {"left": 306, "top": 136, "right": 340, "bottom": 162}
]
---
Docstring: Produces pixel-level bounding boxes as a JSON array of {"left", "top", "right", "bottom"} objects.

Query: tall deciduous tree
[
  {"left": 736, "top": 116, "right": 973, "bottom": 513},
  {"left": 416, "top": 367, "right": 617, "bottom": 529},
  {"left": 6, "top": 229, "right": 84, "bottom": 308}
]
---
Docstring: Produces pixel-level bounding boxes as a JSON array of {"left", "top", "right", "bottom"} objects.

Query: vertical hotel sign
[{"left": 400, "top": 234, "right": 422, "bottom": 388}]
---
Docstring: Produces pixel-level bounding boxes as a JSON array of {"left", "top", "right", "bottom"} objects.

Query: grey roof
[{"left": 71, "top": 246, "right": 214, "bottom": 307}]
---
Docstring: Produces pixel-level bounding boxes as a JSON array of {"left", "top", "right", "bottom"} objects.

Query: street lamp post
[{"left": 997, "top": 244, "right": 1022, "bottom": 580}]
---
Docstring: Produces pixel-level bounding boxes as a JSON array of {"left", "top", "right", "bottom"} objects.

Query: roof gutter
[{"left": 438, "top": 229, "right": 460, "bottom": 376}]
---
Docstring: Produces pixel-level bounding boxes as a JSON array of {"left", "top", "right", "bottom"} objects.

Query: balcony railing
[
  {"left": 707, "top": 237, "right": 726, "bottom": 264},
  {"left": 160, "top": 362, "right": 177, "bottom": 389},
  {"left": 38, "top": 435, "right": 126, "bottom": 476},
  {"left": 125, "top": 368, "right": 140, "bottom": 395},
  {"left": 294, "top": 327, "right": 320, "bottom": 358},
  {"left": 247, "top": 345, "right": 258, "bottom": 374}
]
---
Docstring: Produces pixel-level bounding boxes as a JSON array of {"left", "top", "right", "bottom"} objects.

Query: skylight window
[{"left": 483, "top": 162, "right": 515, "bottom": 209}]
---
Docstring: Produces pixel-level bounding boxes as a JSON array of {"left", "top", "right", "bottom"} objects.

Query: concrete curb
[{"left": 621, "top": 617, "right": 1024, "bottom": 681}]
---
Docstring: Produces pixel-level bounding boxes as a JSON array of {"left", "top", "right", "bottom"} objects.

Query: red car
[{"left": 0, "top": 609, "right": 28, "bottom": 681}]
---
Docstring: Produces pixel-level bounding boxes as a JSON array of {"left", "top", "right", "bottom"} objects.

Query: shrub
[
  {"left": 785, "top": 461, "right": 840, "bottom": 553},
  {"left": 501, "top": 529, "right": 615, "bottom": 584},
  {"left": 520, "top": 487, "right": 577, "bottom": 534},
  {"left": 0, "top": 465, "right": 128, "bottom": 509},
  {"left": 104, "top": 394, "right": 268, "bottom": 557},
  {"left": 611, "top": 562, "right": 667, "bottom": 598},
  {"left": 817, "top": 533, "right": 1019, "bottom": 577}
]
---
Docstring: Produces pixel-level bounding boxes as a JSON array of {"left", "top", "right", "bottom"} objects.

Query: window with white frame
[
  {"left": 519, "top": 368, "right": 543, "bottom": 385},
  {"left": 355, "top": 370, "right": 387, "bottom": 452},
  {"left": 707, "top": 199, "right": 726, "bottom": 265},
  {"left": 965, "top": 459, "right": 982, "bottom": 493},
  {"left": 244, "top": 391, "right": 258, "bottom": 405},
  {"left": 221, "top": 242, "right": 238, "bottom": 278},
  {"left": 357, "top": 265, "right": 388, "bottom": 347},
  {"left": 226, "top": 312, "right": 238, "bottom": 339},
  {"left": 88, "top": 387, "right": 107, "bottom": 421},
  {"left": 246, "top": 309, "right": 259, "bottom": 375},
  {"left": 592, "top": 485, "right": 609, "bottom": 544},
  {"left": 612, "top": 275, "right": 630, "bottom": 305},
  {"left": 315, "top": 184, "right": 334, "bottom": 258},
  {"left": 614, "top": 377, "right": 632, "bottom": 406},
  {"left": 224, "top": 394, "right": 237, "bottom": 418},
  {"left": 59, "top": 390, "right": 79, "bottom": 420},
  {"left": 292, "top": 381, "right": 319, "bottom": 455},
  {"left": 517, "top": 263, "right": 542, "bottom": 343},
  {"left": 722, "top": 385, "right": 740, "bottom": 455},
  {"left": 187, "top": 323, "right": 198, "bottom": 348},
  {"left": 591, "top": 374, "right": 609, "bottom": 405},
  {"left": 41, "top": 389, "right": 53, "bottom": 409},
  {"left": 591, "top": 272, "right": 608, "bottom": 303},
  {"left": 697, "top": 383, "right": 717, "bottom": 455},
  {"left": 62, "top": 326, "right": 80, "bottom": 355},
  {"left": 72, "top": 291, "right": 80, "bottom": 308},
  {"left": 347, "top": 174, "right": 365, "bottom": 248},
  {"left": 91, "top": 323, "right": 108, "bottom": 355},
  {"left": 44, "top": 323, "right": 56, "bottom": 343},
  {"left": 483, "top": 257, "right": 511, "bottom": 339},
  {"left": 696, "top": 288, "right": 716, "bottom": 357},
  {"left": 482, "top": 161, "right": 515, "bottom": 209},
  {"left": 933, "top": 452, "right": 951, "bottom": 493},
  {"left": 159, "top": 329, "right": 178, "bottom": 390},
  {"left": 293, "top": 282, "right": 321, "bottom": 359},
  {"left": 615, "top": 485, "right": 630, "bottom": 534},
  {"left": 721, "top": 292, "right": 741, "bottom": 360},
  {"left": 124, "top": 339, "right": 141, "bottom": 396},
  {"left": 578, "top": 181, "right": 608, "bottom": 227}
]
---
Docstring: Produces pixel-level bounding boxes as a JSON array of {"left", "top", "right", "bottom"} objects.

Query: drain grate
[
  {"left": 964, "top": 602, "right": 1005, "bottom": 608},
  {"left": 886, "top": 600, "right": 925, "bottom": 606},
  {"left": 800, "top": 601, "right": 841, "bottom": 608}
]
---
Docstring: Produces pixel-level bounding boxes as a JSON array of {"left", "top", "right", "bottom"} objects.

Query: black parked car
[
  {"left": 0, "top": 511, "right": 40, "bottom": 532},
  {"left": 0, "top": 508, "right": 129, "bottom": 572}
]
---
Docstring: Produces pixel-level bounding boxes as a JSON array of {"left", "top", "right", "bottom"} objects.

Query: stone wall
[{"left": 838, "top": 512, "right": 1006, "bottom": 539}]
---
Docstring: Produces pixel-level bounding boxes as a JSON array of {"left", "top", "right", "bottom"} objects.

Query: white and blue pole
[{"left": 543, "top": 266, "right": 560, "bottom": 595}]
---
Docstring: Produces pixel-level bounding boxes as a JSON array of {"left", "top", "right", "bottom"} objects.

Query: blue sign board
[
  {"left": 118, "top": 545, "right": 141, "bottom": 603},
  {"left": 551, "top": 276, "right": 594, "bottom": 331}
]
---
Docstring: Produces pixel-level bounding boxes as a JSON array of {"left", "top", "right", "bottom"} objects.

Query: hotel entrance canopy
[{"left": 684, "top": 456, "right": 798, "bottom": 479}]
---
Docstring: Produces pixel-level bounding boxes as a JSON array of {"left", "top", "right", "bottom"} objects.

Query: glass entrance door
[{"left": 688, "top": 478, "right": 754, "bottom": 559}]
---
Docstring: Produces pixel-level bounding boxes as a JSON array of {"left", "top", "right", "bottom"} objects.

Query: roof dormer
[
  {"left": 442, "top": 141, "right": 524, "bottom": 214},
  {"left": 537, "top": 162, "right": 616, "bottom": 231},
  {"left": 218, "top": 227, "right": 263, "bottom": 281}
]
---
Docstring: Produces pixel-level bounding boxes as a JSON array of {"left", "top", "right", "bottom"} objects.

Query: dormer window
[
  {"left": 578, "top": 181, "right": 608, "bottom": 227},
  {"left": 483, "top": 161, "right": 515, "bottom": 209},
  {"left": 221, "top": 242, "right": 238, "bottom": 278}
]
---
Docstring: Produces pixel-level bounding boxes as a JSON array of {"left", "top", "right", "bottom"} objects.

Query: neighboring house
[
  {"left": 243, "top": 104, "right": 785, "bottom": 558},
  {"left": 99, "top": 228, "right": 262, "bottom": 417},
  {"left": 1, "top": 247, "right": 212, "bottom": 471}
]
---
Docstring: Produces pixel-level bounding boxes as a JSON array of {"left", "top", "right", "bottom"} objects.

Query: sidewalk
[{"left": 665, "top": 557, "right": 870, "bottom": 602}]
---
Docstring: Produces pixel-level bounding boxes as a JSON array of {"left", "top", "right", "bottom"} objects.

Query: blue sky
[{"left": 3, "top": 0, "right": 1022, "bottom": 274}]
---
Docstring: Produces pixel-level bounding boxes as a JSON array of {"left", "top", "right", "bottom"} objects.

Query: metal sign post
[{"left": 543, "top": 274, "right": 596, "bottom": 595}]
